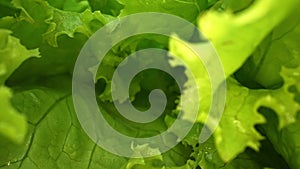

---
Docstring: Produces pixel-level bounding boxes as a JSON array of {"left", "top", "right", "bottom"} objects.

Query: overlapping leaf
[{"left": 0, "top": 29, "right": 39, "bottom": 143}]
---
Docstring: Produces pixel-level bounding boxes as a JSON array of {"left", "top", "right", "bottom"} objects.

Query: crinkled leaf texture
[
  {"left": 168, "top": 0, "right": 300, "bottom": 165},
  {"left": 118, "top": 0, "right": 202, "bottom": 23},
  {"left": 0, "top": 85, "right": 128, "bottom": 169},
  {"left": 0, "top": 29, "right": 39, "bottom": 84},
  {"left": 0, "top": 0, "right": 300, "bottom": 169},
  {"left": 215, "top": 66, "right": 300, "bottom": 162},
  {"left": 168, "top": 38, "right": 299, "bottom": 164},
  {"left": 259, "top": 67, "right": 300, "bottom": 169},
  {"left": 0, "top": 29, "right": 39, "bottom": 143}
]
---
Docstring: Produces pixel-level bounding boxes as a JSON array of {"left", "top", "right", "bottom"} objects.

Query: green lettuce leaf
[
  {"left": 1, "top": 0, "right": 300, "bottom": 168},
  {"left": 0, "top": 81, "right": 129, "bottom": 169},
  {"left": 167, "top": 41, "right": 300, "bottom": 162},
  {"left": 0, "top": 86, "right": 27, "bottom": 144},
  {"left": 215, "top": 67, "right": 298, "bottom": 162},
  {"left": 45, "top": 0, "right": 90, "bottom": 12},
  {"left": 0, "top": 29, "right": 39, "bottom": 143},
  {"left": 260, "top": 109, "right": 300, "bottom": 169},
  {"left": 0, "top": 0, "right": 112, "bottom": 84},
  {"left": 0, "top": 0, "right": 19, "bottom": 18},
  {"left": 187, "top": 134, "right": 289, "bottom": 169},
  {"left": 118, "top": 0, "right": 204, "bottom": 22},
  {"left": 258, "top": 67, "right": 300, "bottom": 169},
  {"left": 199, "top": 0, "right": 300, "bottom": 77},
  {"left": 168, "top": 0, "right": 300, "bottom": 164},
  {"left": 88, "top": 0, "right": 124, "bottom": 16},
  {"left": 0, "top": 29, "right": 39, "bottom": 84},
  {"left": 43, "top": 8, "right": 110, "bottom": 47},
  {"left": 0, "top": 76, "right": 183, "bottom": 169},
  {"left": 235, "top": 9, "right": 300, "bottom": 88}
]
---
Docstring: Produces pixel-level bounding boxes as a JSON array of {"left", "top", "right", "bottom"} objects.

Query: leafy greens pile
[{"left": 0, "top": 0, "right": 300, "bottom": 169}]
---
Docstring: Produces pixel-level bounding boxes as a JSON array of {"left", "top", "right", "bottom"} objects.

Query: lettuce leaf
[
  {"left": 0, "top": 0, "right": 300, "bottom": 169},
  {"left": 118, "top": 0, "right": 204, "bottom": 23},
  {"left": 199, "top": 0, "right": 300, "bottom": 77},
  {"left": 168, "top": 0, "right": 300, "bottom": 165},
  {"left": 0, "top": 29, "right": 39, "bottom": 143}
]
